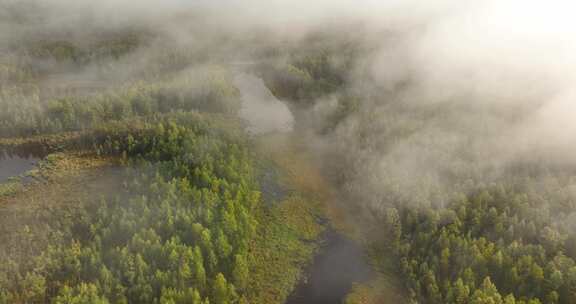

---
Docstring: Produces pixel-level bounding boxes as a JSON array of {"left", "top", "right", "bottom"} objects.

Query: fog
[
  {"left": 4, "top": 0, "right": 576, "bottom": 211},
  {"left": 235, "top": 73, "right": 294, "bottom": 135}
]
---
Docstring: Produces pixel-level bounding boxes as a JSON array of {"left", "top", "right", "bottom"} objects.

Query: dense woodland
[
  {"left": 3, "top": 116, "right": 258, "bottom": 303},
  {"left": 3, "top": 5, "right": 576, "bottom": 304},
  {"left": 0, "top": 67, "right": 241, "bottom": 138},
  {"left": 261, "top": 40, "right": 576, "bottom": 303},
  {"left": 0, "top": 25, "right": 321, "bottom": 304}
]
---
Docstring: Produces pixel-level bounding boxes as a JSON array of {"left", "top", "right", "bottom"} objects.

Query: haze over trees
[{"left": 3, "top": 0, "right": 576, "bottom": 303}]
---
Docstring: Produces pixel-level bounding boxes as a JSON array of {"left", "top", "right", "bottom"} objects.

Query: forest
[
  {"left": 260, "top": 36, "right": 576, "bottom": 304},
  {"left": 3, "top": 1, "right": 576, "bottom": 304}
]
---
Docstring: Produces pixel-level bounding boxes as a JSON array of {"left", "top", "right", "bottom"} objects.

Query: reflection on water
[
  {"left": 234, "top": 73, "right": 294, "bottom": 135},
  {"left": 0, "top": 151, "right": 41, "bottom": 183},
  {"left": 286, "top": 230, "right": 374, "bottom": 304}
]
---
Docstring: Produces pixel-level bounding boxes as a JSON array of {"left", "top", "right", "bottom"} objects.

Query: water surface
[
  {"left": 234, "top": 73, "right": 371, "bottom": 304},
  {"left": 0, "top": 152, "right": 40, "bottom": 183},
  {"left": 286, "top": 230, "right": 374, "bottom": 304}
]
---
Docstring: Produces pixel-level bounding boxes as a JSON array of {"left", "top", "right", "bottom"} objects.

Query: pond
[
  {"left": 0, "top": 151, "right": 41, "bottom": 183},
  {"left": 286, "top": 230, "right": 374, "bottom": 304}
]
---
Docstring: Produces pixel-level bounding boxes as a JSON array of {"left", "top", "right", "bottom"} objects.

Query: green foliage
[
  {"left": 0, "top": 70, "right": 241, "bottom": 138},
  {"left": 257, "top": 40, "right": 576, "bottom": 304},
  {"left": 53, "top": 283, "right": 110, "bottom": 304},
  {"left": 232, "top": 254, "right": 249, "bottom": 291},
  {"left": 389, "top": 183, "right": 576, "bottom": 304},
  {"left": 1, "top": 118, "right": 260, "bottom": 303},
  {"left": 244, "top": 195, "right": 323, "bottom": 304},
  {"left": 259, "top": 35, "right": 359, "bottom": 105}
]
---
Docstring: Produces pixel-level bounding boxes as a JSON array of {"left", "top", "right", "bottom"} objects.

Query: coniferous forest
[{"left": 3, "top": 1, "right": 576, "bottom": 304}]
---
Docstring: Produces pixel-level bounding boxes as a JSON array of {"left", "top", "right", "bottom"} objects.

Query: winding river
[{"left": 235, "top": 74, "right": 374, "bottom": 304}]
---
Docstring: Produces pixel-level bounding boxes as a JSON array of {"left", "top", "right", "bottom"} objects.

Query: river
[
  {"left": 235, "top": 73, "right": 374, "bottom": 304},
  {"left": 285, "top": 230, "right": 374, "bottom": 304}
]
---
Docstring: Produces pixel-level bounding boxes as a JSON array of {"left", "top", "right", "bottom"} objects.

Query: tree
[
  {"left": 470, "top": 277, "right": 503, "bottom": 304},
  {"left": 545, "top": 291, "right": 559, "bottom": 304},
  {"left": 53, "top": 283, "right": 110, "bottom": 304},
  {"left": 192, "top": 289, "right": 202, "bottom": 304},
  {"left": 232, "top": 254, "right": 249, "bottom": 291},
  {"left": 503, "top": 294, "right": 516, "bottom": 304},
  {"left": 193, "top": 259, "right": 207, "bottom": 293},
  {"left": 212, "top": 273, "right": 229, "bottom": 304},
  {"left": 452, "top": 278, "right": 470, "bottom": 304},
  {"left": 21, "top": 272, "right": 46, "bottom": 303}
]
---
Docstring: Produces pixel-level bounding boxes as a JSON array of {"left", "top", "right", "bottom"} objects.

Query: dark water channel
[
  {"left": 285, "top": 230, "right": 374, "bottom": 304},
  {"left": 233, "top": 72, "right": 373, "bottom": 303},
  {"left": 0, "top": 150, "right": 42, "bottom": 183}
]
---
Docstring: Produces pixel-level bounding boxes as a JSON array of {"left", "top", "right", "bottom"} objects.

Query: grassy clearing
[
  {"left": 0, "top": 130, "right": 326, "bottom": 304},
  {"left": 245, "top": 134, "right": 327, "bottom": 304},
  {"left": 246, "top": 195, "right": 324, "bottom": 304},
  {"left": 0, "top": 151, "right": 119, "bottom": 200},
  {"left": 255, "top": 133, "right": 410, "bottom": 304},
  {"left": 0, "top": 150, "right": 123, "bottom": 284},
  {"left": 345, "top": 277, "right": 405, "bottom": 304},
  {"left": 344, "top": 264, "right": 408, "bottom": 304},
  {"left": 0, "top": 129, "right": 402, "bottom": 304},
  {"left": 0, "top": 131, "right": 83, "bottom": 148}
]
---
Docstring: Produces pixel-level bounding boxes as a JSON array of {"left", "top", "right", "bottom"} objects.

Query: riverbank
[
  {"left": 245, "top": 134, "right": 325, "bottom": 303},
  {"left": 252, "top": 133, "right": 404, "bottom": 304},
  {"left": 256, "top": 132, "right": 409, "bottom": 304},
  {"left": 0, "top": 126, "right": 326, "bottom": 304},
  {"left": 286, "top": 229, "right": 374, "bottom": 304}
]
